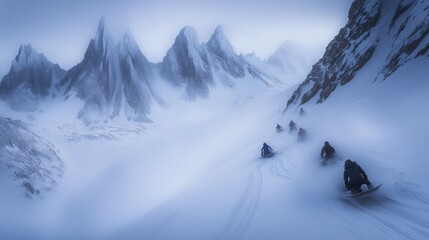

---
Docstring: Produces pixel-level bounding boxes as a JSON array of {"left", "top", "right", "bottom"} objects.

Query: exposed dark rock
[
  {"left": 389, "top": 0, "right": 416, "bottom": 31},
  {"left": 286, "top": 0, "right": 381, "bottom": 107},
  {"left": 286, "top": 0, "right": 429, "bottom": 109}
]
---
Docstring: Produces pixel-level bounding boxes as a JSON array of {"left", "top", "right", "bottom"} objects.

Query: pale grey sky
[{"left": 0, "top": 0, "right": 353, "bottom": 75}]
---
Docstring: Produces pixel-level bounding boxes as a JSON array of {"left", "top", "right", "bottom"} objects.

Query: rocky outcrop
[
  {"left": 286, "top": 0, "right": 381, "bottom": 107},
  {"left": 0, "top": 117, "right": 63, "bottom": 197},
  {"left": 380, "top": 0, "right": 429, "bottom": 79}
]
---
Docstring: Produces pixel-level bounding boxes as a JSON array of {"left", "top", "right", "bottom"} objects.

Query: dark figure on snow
[
  {"left": 343, "top": 159, "right": 373, "bottom": 194},
  {"left": 321, "top": 141, "right": 336, "bottom": 160},
  {"left": 299, "top": 108, "right": 306, "bottom": 116},
  {"left": 297, "top": 128, "right": 306, "bottom": 142},
  {"left": 276, "top": 124, "right": 284, "bottom": 132},
  {"left": 261, "top": 142, "right": 274, "bottom": 158},
  {"left": 289, "top": 120, "right": 297, "bottom": 132}
]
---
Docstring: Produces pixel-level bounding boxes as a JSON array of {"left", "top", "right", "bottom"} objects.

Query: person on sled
[
  {"left": 297, "top": 128, "right": 307, "bottom": 142},
  {"left": 261, "top": 142, "right": 274, "bottom": 158},
  {"left": 321, "top": 141, "right": 336, "bottom": 160},
  {"left": 289, "top": 120, "right": 297, "bottom": 132},
  {"left": 344, "top": 159, "right": 373, "bottom": 194}
]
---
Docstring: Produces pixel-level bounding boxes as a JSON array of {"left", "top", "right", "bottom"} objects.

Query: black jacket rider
[
  {"left": 343, "top": 160, "right": 372, "bottom": 193},
  {"left": 261, "top": 143, "right": 273, "bottom": 155},
  {"left": 321, "top": 141, "right": 336, "bottom": 160}
]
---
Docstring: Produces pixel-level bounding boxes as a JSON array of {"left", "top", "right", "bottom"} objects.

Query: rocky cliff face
[
  {"left": 380, "top": 0, "right": 429, "bottom": 79},
  {"left": 0, "top": 117, "right": 63, "bottom": 198},
  {"left": 286, "top": 0, "right": 429, "bottom": 109},
  {"left": 0, "top": 44, "right": 65, "bottom": 110},
  {"left": 286, "top": 0, "right": 382, "bottom": 107}
]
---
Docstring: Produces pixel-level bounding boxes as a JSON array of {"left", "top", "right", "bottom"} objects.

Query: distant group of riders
[
  {"left": 261, "top": 107, "right": 373, "bottom": 194},
  {"left": 275, "top": 108, "right": 307, "bottom": 142}
]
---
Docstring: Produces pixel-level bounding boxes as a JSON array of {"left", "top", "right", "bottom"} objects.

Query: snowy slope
[
  {"left": 1, "top": 1, "right": 429, "bottom": 239},
  {"left": 105, "top": 62, "right": 429, "bottom": 240},
  {"left": 101, "top": 0, "right": 429, "bottom": 239},
  {"left": 1, "top": 55, "right": 429, "bottom": 240}
]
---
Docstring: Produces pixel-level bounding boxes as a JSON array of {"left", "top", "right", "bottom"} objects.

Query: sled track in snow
[
  {"left": 220, "top": 162, "right": 265, "bottom": 240},
  {"left": 340, "top": 195, "right": 429, "bottom": 240},
  {"left": 270, "top": 153, "right": 295, "bottom": 180}
]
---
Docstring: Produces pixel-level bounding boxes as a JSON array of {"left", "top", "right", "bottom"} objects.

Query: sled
[
  {"left": 345, "top": 184, "right": 382, "bottom": 198},
  {"left": 320, "top": 158, "right": 337, "bottom": 166},
  {"left": 261, "top": 152, "right": 274, "bottom": 158}
]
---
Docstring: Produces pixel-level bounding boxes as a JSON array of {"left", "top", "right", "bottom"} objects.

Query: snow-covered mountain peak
[
  {"left": 265, "top": 40, "right": 314, "bottom": 83},
  {"left": 0, "top": 44, "right": 65, "bottom": 110},
  {"left": 118, "top": 30, "right": 140, "bottom": 55},
  {"left": 94, "top": 17, "right": 113, "bottom": 53},
  {"left": 12, "top": 44, "right": 46, "bottom": 72},
  {"left": 15, "top": 44, "right": 34, "bottom": 61},
  {"left": 175, "top": 26, "right": 201, "bottom": 50},
  {"left": 270, "top": 41, "right": 302, "bottom": 58},
  {"left": 206, "top": 25, "right": 235, "bottom": 56},
  {"left": 160, "top": 26, "right": 213, "bottom": 98},
  {"left": 58, "top": 18, "right": 157, "bottom": 123}
]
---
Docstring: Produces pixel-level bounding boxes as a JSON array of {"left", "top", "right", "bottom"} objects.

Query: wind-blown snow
[
  {"left": 1, "top": 1, "right": 429, "bottom": 239},
  {"left": 1, "top": 57, "right": 429, "bottom": 239}
]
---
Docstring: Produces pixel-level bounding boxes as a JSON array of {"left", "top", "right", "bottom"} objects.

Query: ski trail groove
[
  {"left": 341, "top": 195, "right": 429, "bottom": 239},
  {"left": 270, "top": 154, "right": 295, "bottom": 180},
  {"left": 220, "top": 164, "right": 264, "bottom": 240}
]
